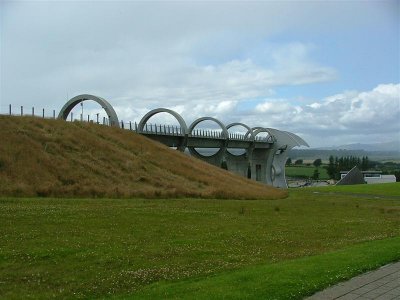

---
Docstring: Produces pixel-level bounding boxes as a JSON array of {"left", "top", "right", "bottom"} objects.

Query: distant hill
[
  {"left": 316, "top": 141, "right": 399, "bottom": 152},
  {"left": 0, "top": 116, "right": 285, "bottom": 199}
]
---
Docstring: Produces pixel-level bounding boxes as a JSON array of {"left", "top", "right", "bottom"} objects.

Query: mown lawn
[
  {"left": 308, "top": 182, "right": 400, "bottom": 197},
  {"left": 0, "top": 187, "right": 399, "bottom": 299},
  {"left": 285, "top": 166, "right": 329, "bottom": 180}
]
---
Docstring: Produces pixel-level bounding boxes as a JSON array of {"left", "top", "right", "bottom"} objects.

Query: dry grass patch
[{"left": 0, "top": 116, "right": 285, "bottom": 199}]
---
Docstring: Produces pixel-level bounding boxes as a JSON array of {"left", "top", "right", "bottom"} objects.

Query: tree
[
  {"left": 361, "top": 156, "right": 369, "bottom": 171},
  {"left": 312, "top": 168, "right": 320, "bottom": 180},
  {"left": 313, "top": 158, "right": 322, "bottom": 168},
  {"left": 294, "top": 159, "right": 303, "bottom": 165},
  {"left": 286, "top": 157, "right": 292, "bottom": 165},
  {"left": 394, "top": 171, "right": 400, "bottom": 182},
  {"left": 327, "top": 155, "right": 336, "bottom": 179}
]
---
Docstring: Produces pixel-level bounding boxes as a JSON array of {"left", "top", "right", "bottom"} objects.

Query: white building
[{"left": 340, "top": 170, "right": 396, "bottom": 184}]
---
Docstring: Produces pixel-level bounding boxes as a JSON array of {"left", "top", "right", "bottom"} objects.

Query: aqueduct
[{"left": 58, "top": 94, "right": 309, "bottom": 188}]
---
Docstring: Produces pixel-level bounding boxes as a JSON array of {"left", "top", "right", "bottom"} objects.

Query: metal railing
[{"left": 2, "top": 104, "right": 274, "bottom": 143}]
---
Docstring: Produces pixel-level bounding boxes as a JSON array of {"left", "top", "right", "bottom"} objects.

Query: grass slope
[
  {"left": 1, "top": 188, "right": 399, "bottom": 299},
  {"left": 0, "top": 116, "right": 284, "bottom": 199}
]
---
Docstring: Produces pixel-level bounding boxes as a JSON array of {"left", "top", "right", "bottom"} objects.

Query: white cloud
[
  {"left": 242, "top": 83, "right": 400, "bottom": 147},
  {"left": 255, "top": 100, "right": 293, "bottom": 114},
  {"left": 1, "top": 1, "right": 398, "bottom": 149}
]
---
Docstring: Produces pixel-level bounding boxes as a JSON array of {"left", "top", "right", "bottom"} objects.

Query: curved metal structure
[
  {"left": 58, "top": 94, "right": 119, "bottom": 127},
  {"left": 138, "top": 108, "right": 188, "bottom": 135},
  {"left": 227, "top": 122, "right": 255, "bottom": 141},
  {"left": 59, "top": 95, "right": 309, "bottom": 188},
  {"left": 226, "top": 122, "right": 255, "bottom": 158},
  {"left": 188, "top": 117, "right": 228, "bottom": 138},
  {"left": 188, "top": 117, "right": 228, "bottom": 159},
  {"left": 137, "top": 108, "right": 188, "bottom": 151}
]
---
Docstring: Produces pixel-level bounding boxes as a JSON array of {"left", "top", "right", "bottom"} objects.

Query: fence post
[
  {"left": 32, "top": 107, "right": 34, "bottom": 116},
  {"left": 71, "top": 112, "right": 73, "bottom": 121},
  {"left": 87, "top": 115, "right": 89, "bottom": 122},
  {"left": 135, "top": 122, "right": 138, "bottom": 132},
  {"left": 103, "top": 117, "right": 105, "bottom": 125},
  {"left": 21, "top": 106, "right": 23, "bottom": 116},
  {"left": 53, "top": 110, "right": 56, "bottom": 119},
  {"left": 129, "top": 121, "right": 132, "bottom": 130},
  {"left": 42, "top": 108, "right": 45, "bottom": 118},
  {"left": 9, "top": 104, "right": 11, "bottom": 115}
]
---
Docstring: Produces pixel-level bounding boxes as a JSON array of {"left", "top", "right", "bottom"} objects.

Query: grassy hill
[{"left": 0, "top": 116, "right": 285, "bottom": 199}]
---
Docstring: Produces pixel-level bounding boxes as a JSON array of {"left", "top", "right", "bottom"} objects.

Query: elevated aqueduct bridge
[{"left": 59, "top": 94, "right": 309, "bottom": 188}]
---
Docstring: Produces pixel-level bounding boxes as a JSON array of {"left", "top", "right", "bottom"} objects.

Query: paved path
[{"left": 307, "top": 261, "right": 400, "bottom": 299}]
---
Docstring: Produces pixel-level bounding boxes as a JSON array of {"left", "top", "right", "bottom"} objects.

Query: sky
[{"left": 1, "top": 0, "right": 399, "bottom": 149}]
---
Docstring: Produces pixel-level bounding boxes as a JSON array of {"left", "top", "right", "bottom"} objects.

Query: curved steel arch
[
  {"left": 188, "top": 117, "right": 228, "bottom": 159},
  {"left": 263, "top": 128, "right": 310, "bottom": 188},
  {"left": 226, "top": 122, "right": 255, "bottom": 141},
  {"left": 138, "top": 108, "right": 188, "bottom": 135},
  {"left": 226, "top": 122, "right": 255, "bottom": 158},
  {"left": 188, "top": 117, "right": 228, "bottom": 138},
  {"left": 251, "top": 127, "right": 276, "bottom": 143},
  {"left": 58, "top": 94, "right": 120, "bottom": 127},
  {"left": 283, "top": 131, "right": 309, "bottom": 147}
]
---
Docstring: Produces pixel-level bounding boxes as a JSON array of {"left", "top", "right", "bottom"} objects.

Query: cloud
[
  {"left": 2, "top": 1, "right": 339, "bottom": 110},
  {"left": 1, "top": 1, "right": 398, "bottom": 149},
  {"left": 244, "top": 84, "right": 400, "bottom": 147}
]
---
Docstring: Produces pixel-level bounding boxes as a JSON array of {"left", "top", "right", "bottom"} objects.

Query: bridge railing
[
  {"left": 1, "top": 104, "right": 58, "bottom": 119},
  {"left": 2, "top": 104, "right": 274, "bottom": 143}
]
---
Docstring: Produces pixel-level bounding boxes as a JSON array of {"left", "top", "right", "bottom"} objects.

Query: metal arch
[
  {"left": 251, "top": 127, "right": 277, "bottom": 143},
  {"left": 266, "top": 128, "right": 300, "bottom": 149},
  {"left": 188, "top": 117, "right": 228, "bottom": 138},
  {"left": 226, "top": 122, "right": 255, "bottom": 158},
  {"left": 58, "top": 94, "right": 120, "bottom": 127},
  {"left": 226, "top": 122, "right": 255, "bottom": 141},
  {"left": 283, "top": 131, "right": 309, "bottom": 147},
  {"left": 188, "top": 117, "right": 228, "bottom": 159},
  {"left": 265, "top": 128, "right": 309, "bottom": 148},
  {"left": 265, "top": 128, "right": 310, "bottom": 188},
  {"left": 137, "top": 108, "right": 188, "bottom": 135}
]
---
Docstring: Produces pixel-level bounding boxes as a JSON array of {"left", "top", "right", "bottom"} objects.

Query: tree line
[
  {"left": 326, "top": 155, "right": 369, "bottom": 180},
  {"left": 286, "top": 155, "right": 400, "bottom": 181}
]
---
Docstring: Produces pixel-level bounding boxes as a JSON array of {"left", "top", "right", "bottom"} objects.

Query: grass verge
[
  {"left": 125, "top": 236, "right": 400, "bottom": 299},
  {"left": 309, "top": 182, "right": 400, "bottom": 197},
  {"left": 0, "top": 188, "right": 399, "bottom": 299}
]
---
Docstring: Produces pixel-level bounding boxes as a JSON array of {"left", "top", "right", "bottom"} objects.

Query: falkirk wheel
[{"left": 59, "top": 94, "right": 309, "bottom": 188}]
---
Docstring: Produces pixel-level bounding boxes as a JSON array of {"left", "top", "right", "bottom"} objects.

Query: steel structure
[{"left": 58, "top": 94, "right": 309, "bottom": 188}]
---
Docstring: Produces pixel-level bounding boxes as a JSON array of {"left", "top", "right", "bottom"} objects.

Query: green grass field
[
  {"left": 309, "top": 182, "right": 400, "bottom": 197},
  {"left": 1, "top": 185, "right": 399, "bottom": 299},
  {"left": 285, "top": 166, "right": 329, "bottom": 180}
]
